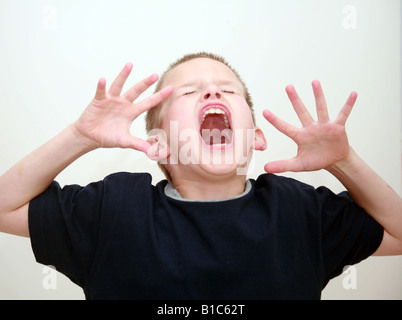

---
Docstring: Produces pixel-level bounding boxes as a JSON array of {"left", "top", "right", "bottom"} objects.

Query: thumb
[
  {"left": 146, "top": 139, "right": 170, "bottom": 162},
  {"left": 264, "top": 158, "right": 303, "bottom": 174},
  {"left": 121, "top": 135, "right": 152, "bottom": 154}
]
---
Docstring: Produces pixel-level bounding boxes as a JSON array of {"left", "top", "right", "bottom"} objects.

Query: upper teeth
[{"left": 201, "top": 107, "right": 230, "bottom": 128}]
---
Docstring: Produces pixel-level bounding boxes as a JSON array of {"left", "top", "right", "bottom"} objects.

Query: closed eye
[
  {"left": 223, "top": 90, "right": 235, "bottom": 94},
  {"left": 183, "top": 91, "right": 196, "bottom": 96}
]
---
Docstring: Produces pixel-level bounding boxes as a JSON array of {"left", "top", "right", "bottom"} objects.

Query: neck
[{"left": 172, "top": 173, "right": 247, "bottom": 201}]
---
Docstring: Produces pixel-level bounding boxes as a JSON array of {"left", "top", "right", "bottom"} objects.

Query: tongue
[
  {"left": 200, "top": 114, "right": 232, "bottom": 145},
  {"left": 201, "top": 114, "right": 228, "bottom": 131}
]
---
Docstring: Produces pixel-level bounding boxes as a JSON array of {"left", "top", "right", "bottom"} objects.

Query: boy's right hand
[{"left": 73, "top": 63, "right": 173, "bottom": 153}]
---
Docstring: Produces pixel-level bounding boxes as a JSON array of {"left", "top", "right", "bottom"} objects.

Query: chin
[
  {"left": 198, "top": 162, "right": 239, "bottom": 177},
  {"left": 198, "top": 146, "right": 251, "bottom": 178}
]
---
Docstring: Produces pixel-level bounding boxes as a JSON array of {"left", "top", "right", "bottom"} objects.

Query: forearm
[
  {"left": 0, "top": 124, "right": 95, "bottom": 215},
  {"left": 327, "top": 147, "right": 402, "bottom": 241}
]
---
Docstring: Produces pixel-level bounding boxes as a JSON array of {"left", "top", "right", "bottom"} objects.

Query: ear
[
  {"left": 146, "top": 131, "right": 170, "bottom": 162},
  {"left": 253, "top": 127, "right": 267, "bottom": 151}
]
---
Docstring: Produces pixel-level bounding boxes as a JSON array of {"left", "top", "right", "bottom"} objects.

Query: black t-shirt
[{"left": 28, "top": 173, "right": 383, "bottom": 299}]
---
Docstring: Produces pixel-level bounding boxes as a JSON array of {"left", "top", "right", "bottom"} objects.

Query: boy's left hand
[{"left": 263, "top": 80, "right": 358, "bottom": 173}]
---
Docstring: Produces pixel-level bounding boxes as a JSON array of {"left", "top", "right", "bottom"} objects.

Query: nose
[{"left": 202, "top": 84, "right": 221, "bottom": 100}]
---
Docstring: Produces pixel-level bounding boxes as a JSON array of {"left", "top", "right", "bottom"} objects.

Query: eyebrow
[
  {"left": 177, "top": 81, "right": 199, "bottom": 89},
  {"left": 177, "top": 80, "right": 242, "bottom": 90}
]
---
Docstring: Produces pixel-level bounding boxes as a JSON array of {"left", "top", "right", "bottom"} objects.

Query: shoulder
[
  {"left": 252, "top": 173, "right": 357, "bottom": 215},
  {"left": 100, "top": 172, "right": 159, "bottom": 202},
  {"left": 251, "top": 173, "right": 323, "bottom": 220},
  {"left": 254, "top": 173, "right": 317, "bottom": 195},
  {"left": 103, "top": 172, "right": 153, "bottom": 184},
  {"left": 101, "top": 172, "right": 157, "bottom": 193},
  {"left": 254, "top": 173, "right": 350, "bottom": 198},
  {"left": 30, "top": 172, "right": 158, "bottom": 215}
]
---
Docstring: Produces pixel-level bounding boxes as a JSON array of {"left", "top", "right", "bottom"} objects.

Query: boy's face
[{"left": 155, "top": 58, "right": 266, "bottom": 179}]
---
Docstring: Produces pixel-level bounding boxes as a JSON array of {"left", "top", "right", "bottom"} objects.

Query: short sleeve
[
  {"left": 28, "top": 180, "right": 104, "bottom": 287},
  {"left": 318, "top": 188, "right": 384, "bottom": 286}
]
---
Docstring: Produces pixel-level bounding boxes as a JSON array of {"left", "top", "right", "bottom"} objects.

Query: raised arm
[
  {"left": 263, "top": 80, "right": 402, "bottom": 256},
  {"left": 0, "top": 63, "right": 173, "bottom": 237}
]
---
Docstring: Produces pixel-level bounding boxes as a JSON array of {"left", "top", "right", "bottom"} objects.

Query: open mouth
[{"left": 199, "top": 104, "right": 233, "bottom": 147}]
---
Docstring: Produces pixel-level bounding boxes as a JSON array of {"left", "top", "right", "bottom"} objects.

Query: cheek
[
  {"left": 161, "top": 107, "right": 198, "bottom": 146},
  {"left": 233, "top": 108, "right": 255, "bottom": 129},
  {"left": 231, "top": 103, "right": 256, "bottom": 150},
  {"left": 163, "top": 100, "right": 191, "bottom": 120},
  {"left": 229, "top": 96, "right": 254, "bottom": 125}
]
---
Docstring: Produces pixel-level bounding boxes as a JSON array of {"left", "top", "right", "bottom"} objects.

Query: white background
[{"left": 0, "top": 0, "right": 401, "bottom": 299}]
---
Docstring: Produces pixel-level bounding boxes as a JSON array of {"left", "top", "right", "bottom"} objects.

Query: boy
[{"left": 0, "top": 52, "right": 401, "bottom": 299}]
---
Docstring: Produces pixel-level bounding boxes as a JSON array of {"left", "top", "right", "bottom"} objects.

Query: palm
[
  {"left": 263, "top": 81, "right": 357, "bottom": 173},
  {"left": 291, "top": 121, "right": 350, "bottom": 171},
  {"left": 78, "top": 95, "right": 137, "bottom": 148},
  {"left": 74, "top": 63, "right": 172, "bottom": 153}
]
